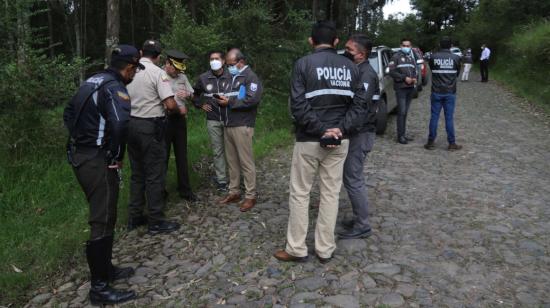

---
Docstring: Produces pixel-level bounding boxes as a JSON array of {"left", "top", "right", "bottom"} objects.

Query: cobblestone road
[{"left": 28, "top": 80, "right": 550, "bottom": 307}]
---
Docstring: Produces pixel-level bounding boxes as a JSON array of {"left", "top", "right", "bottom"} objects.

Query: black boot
[
  {"left": 86, "top": 237, "right": 136, "bottom": 306},
  {"left": 105, "top": 236, "right": 135, "bottom": 282}
]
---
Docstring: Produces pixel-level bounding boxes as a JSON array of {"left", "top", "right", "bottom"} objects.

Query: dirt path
[{"left": 28, "top": 80, "right": 550, "bottom": 307}]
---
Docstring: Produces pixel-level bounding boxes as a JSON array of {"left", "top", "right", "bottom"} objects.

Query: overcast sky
[{"left": 383, "top": 0, "right": 415, "bottom": 19}]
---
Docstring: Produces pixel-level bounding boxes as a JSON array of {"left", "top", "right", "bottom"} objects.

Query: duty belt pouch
[
  {"left": 154, "top": 117, "right": 167, "bottom": 142},
  {"left": 66, "top": 137, "right": 77, "bottom": 166},
  {"left": 67, "top": 145, "right": 99, "bottom": 168}
]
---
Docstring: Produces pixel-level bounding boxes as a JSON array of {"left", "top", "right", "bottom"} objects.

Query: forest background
[{"left": 0, "top": 0, "right": 548, "bottom": 304}]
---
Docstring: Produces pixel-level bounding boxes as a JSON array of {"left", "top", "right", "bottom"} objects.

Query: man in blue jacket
[{"left": 217, "top": 48, "right": 263, "bottom": 212}]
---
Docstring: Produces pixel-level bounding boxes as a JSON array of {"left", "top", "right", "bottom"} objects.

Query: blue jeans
[
  {"left": 396, "top": 87, "right": 414, "bottom": 138},
  {"left": 428, "top": 93, "right": 456, "bottom": 144}
]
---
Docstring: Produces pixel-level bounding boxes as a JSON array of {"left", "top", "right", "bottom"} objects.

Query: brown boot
[
  {"left": 424, "top": 140, "right": 435, "bottom": 150},
  {"left": 218, "top": 193, "right": 240, "bottom": 204},
  {"left": 239, "top": 198, "right": 256, "bottom": 212},
  {"left": 448, "top": 143, "right": 463, "bottom": 151},
  {"left": 273, "top": 250, "right": 307, "bottom": 262}
]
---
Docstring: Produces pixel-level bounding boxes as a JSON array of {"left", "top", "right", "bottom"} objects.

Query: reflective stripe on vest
[{"left": 305, "top": 89, "right": 354, "bottom": 99}]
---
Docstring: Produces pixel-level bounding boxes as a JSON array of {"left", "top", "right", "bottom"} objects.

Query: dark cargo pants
[
  {"left": 166, "top": 114, "right": 192, "bottom": 196},
  {"left": 396, "top": 87, "right": 414, "bottom": 139},
  {"left": 127, "top": 117, "right": 168, "bottom": 224},
  {"left": 72, "top": 149, "right": 119, "bottom": 240},
  {"left": 342, "top": 131, "right": 375, "bottom": 230}
]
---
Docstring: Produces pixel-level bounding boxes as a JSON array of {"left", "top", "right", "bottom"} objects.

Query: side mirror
[{"left": 384, "top": 67, "right": 390, "bottom": 75}]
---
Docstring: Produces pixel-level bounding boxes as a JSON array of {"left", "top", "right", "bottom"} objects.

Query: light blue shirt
[{"left": 480, "top": 47, "right": 491, "bottom": 60}]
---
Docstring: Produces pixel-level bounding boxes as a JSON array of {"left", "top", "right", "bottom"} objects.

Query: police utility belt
[{"left": 130, "top": 116, "right": 167, "bottom": 142}]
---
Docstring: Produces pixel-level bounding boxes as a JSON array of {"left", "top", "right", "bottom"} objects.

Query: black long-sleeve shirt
[
  {"left": 63, "top": 69, "right": 131, "bottom": 161},
  {"left": 290, "top": 47, "right": 367, "bottom": 142},
  {"left": 429, "top": 49, "right": 461, "bottom": 94}
]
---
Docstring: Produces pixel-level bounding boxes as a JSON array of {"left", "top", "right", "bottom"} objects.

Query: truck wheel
[{"left": 376, "top": 98, "right": 388, "bottom": 135}]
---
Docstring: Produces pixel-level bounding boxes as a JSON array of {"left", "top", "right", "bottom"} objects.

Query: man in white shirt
[{"left": 480, "top": 44, "right": 491, "bottom": 82}]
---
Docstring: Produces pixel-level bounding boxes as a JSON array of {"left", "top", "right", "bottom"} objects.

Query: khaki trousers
[
  {"left": 224, "top": 126, "right": 256, "bottom": 199},
  {"left": 285, "top": 140, "right": 349, "bottom": 258},
  {"left": 207, "top": 120, "right": 227, "bottom": 184}
]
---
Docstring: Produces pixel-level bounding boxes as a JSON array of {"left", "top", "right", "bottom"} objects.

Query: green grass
[
  {"left": 0, "top": 91, "right": 293, "bottom": 305},
  {"left": 492, "top": 63, "right": 550, "bottom": 115},
  {"left": 491, "top": 20, "right": 550, "bottom": 115}
]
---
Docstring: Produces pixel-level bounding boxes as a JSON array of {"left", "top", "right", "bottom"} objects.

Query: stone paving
[{"left": 27, "top": 79, "right": 550, "bottom": 307}]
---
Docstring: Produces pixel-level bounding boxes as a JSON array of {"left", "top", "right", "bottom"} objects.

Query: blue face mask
[
  {"left": 401, "top": 47, "right": 411, "bottom": 54},
  {"left": 228, "top": 65, "right": 239, "bottom": 76}
]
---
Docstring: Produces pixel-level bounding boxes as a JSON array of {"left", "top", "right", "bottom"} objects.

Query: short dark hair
[
  {"left": 440, "top": 36, "right": 452, "bottom": 49},
  {"left": 110, "top": 59, "right": 131, "bottom": 71},
  {"left": 142, "top": 50, "right": 160, "bottom": 58},
  {"left": 311, "top": 20, "right": 337, "bottom": 45},
  {"left": 401, "top": 38, "right": 411, "bottom": 44},
  {"left": 349, "top": 33, "right": 373, "bottom": 53},
  {"left": 208, "top": 50, "right": 225, "bottom": 59}
]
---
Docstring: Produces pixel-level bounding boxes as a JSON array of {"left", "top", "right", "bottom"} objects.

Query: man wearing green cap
[{"left": 164, "top": 49, "right": 197, "bottom": 201}]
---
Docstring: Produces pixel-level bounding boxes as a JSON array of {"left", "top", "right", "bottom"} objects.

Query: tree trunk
[
  {"left": 130, "top": 0, "right": 135, "bottom": 45},
  {"left": 74, "top": 0, "right": 81, "bottom": 59},
  {"left": 105, "top": 0, "right": 120, "bottom": 66},
  {"left": 5, "top": 0, "right": 15, "bottom": 56},
  {"left": 46, "top": 1, "right": 55, "bottom": 57},
  {"left": 326, "top": 0, "right": 334, "bottom": 21},
  {"left": 312, "top": 0, "right": 319, "bottom": 21},
  {"left": 16, "top": 1, "right": 30, "bottom": 66},
  {"left": 188, "top": 0, "right": 196, "bottom": 22},
  {"left": 147, "top": 0, "right": 154, "bottom": 37}
]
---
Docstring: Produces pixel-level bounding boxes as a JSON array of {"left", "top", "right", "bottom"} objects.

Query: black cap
[
  {"left": 111, "top": 45, "right": 145, "bottom": 70},
  {"left": 165, "top": 49, "right": 190, "bottom": 61},
  {"left": 142, "top": 39, "right": 163, "bottom": 54}
]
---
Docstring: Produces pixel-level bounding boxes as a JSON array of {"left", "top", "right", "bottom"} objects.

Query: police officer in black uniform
[
  {"left": 63, "top": 45, "right": 141, "bottom": 305},
  {"left": 192, "top": 51, "right": 232, "bottom": 192},
  {"left": 424, "top": 37, "right": 463, "bottom": 151},
  {"left": 389, "top": 38, "right": 418, "bottom": 144},
  {"left": 339, "top": 33, "right": 379, "bottom": 239},
  {"left": 274, "top": 21, "right": 367, "bottom": 263}
]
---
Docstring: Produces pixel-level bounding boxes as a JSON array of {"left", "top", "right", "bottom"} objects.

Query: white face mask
[{"left": 210, "top": 60, "right": 223, "bottom": 71}]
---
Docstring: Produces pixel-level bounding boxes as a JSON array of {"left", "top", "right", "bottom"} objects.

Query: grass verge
[
  {"left": 0, "top": 91, "right": 293, "bottom": 305},
  {"left": 492, "top": 63, "right": 550, "bottom": 115}
]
